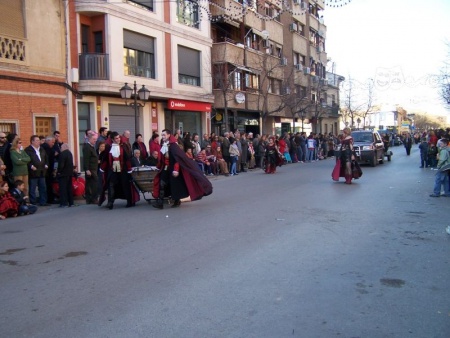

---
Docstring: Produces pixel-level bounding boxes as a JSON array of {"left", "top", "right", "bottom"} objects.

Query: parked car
[{"left": 351, "top": 130, "right": 385, "bottom": 167}]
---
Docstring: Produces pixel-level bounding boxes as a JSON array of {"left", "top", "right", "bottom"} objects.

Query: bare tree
[
  {"left": 248, "top": 50, "right": 294, "bottom": 134},
  {"left": 359, "top": 78, "right": 376, "bottom": 129},
  {"left": 438, "top": 42, "right": 450, "bottom": 110},
  {"left": 343, "top": 75, "right": 364, "bottom": 128},
  {"left": 413, "top": 113, "right": 445, "bottom": 130}
]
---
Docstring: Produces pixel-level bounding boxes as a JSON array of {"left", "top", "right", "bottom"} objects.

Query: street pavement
[{"left": 1, "top": 144, "right": 449, "bottom": 338}]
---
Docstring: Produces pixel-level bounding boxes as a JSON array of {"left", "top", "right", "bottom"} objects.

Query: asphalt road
[{"left": 1, "top": 145, "right": 449, "bottom": 338}]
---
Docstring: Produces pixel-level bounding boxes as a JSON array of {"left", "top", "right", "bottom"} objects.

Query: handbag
[
  {"left": 332, "top": 159, "right": 341, "bottom": 181},
  {"left": 351, "top": 160, "right": 363, "bottom": 179}
]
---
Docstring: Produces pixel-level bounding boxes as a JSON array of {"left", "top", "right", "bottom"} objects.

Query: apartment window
[
  {"left": 233, "top": 71, "right": 242, "bottom": 91},
  {"left": 296, "top": 85, "right": 307, "bottom": 99},
  {"left": 0, "top": 0, "right": 25, "bottom": 38},
  {"left": 81, "top": 25, "right": 89, "bottom": 53},
  {"left": 245, "top": 30, "right": 261, "bottom": 50},
  {"left": 0, "top": 122, "right": 17, "bottom": 135},
  {"left": 177, "top": 0, "right": 199, "bottom": 28},
  {"left": 178, "top": 45, "right": 201, "bottom": 86},
  {"left": 265, "top": 3, "right": 280, "bottom": 21},
  {"left": 123, "top": 30, "right": 155, "bottom": 78},
  {"left": 128, "top": 0, "right": 154, "bottom": 11},
  {"left": 268, "top": 78, "right": 281, "bottom": 95},
  {"left": 293, "top": 52, "right": 299, "bottom": 65},
  {"left": 298, "top": 22, "right": 305, "bottom": 37},
  {"left": 275, "top": 46, "right": 282, "bottom": 58},
  {"left": 94, "top": 31, "right": 103, "bottom": 53},
  {"left": 245, "top": 73, "right": 259, "bottom": 91},
  {"left": 309, "top": 29, "right": 317, "bottom": 45}
]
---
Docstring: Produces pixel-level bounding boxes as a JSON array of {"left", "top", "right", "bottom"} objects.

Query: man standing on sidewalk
[
  {"left": 429, "top": 138, "right": 450, "bottom": 197},
  {"left": 83, "top": 132, "right": 99, "bottom": 204},
  {"left": 25, "top": 135, "right": 49, "bottom": 206}
]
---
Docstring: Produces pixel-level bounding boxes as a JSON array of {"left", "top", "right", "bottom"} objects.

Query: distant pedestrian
[{"left": 403, "top": 133, "right": 412, "bottom": 156}]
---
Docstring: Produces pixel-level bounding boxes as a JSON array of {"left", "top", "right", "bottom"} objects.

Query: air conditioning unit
[
  {"left": 300, "top": 2, "right": 307, "bottom": 10},
  {"left": 280, "top": 57, "right": 288, "bottom": 66},
  {"left": 303, "top": 67, "right": 310, "bottom": 75},
  {"left": 289, "top": 23, "right": 298, "bottom": 32},
  {"left": 262, "top": 39, "right": 269, "bottom": 48},
  {"left": 295, "top": 64, "right": 303, "bottom": 72},
  {"left": 293, "top": 0, "right": 300, "bottom": 4},
  {"left": 316, "top": 45, "right": 323, "bottom": 53}
]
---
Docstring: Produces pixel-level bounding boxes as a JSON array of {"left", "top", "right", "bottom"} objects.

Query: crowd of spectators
[{"left": 3, "top": 126, "right": 447, "bottom": 220}]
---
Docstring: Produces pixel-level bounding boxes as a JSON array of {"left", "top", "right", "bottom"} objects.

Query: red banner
[{"left": 168, "top": 99, "right": 211, "bottom": 113}]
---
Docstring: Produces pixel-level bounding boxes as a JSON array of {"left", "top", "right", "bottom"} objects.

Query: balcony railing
[{"left": 79, "top": 53, "right": 109, "bottom": 80}]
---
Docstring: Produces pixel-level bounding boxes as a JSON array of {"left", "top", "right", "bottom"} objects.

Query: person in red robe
[
  {"left": 0, "top": 180, "right": 19, "bottom": 219},
  {"left": 152, "top": 129, "right": 213, "bottom": 209}
]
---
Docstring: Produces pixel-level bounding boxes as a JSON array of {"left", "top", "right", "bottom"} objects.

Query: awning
[
  {"left": 230, "top": 63, "right": 261, "bottom": 75},
  {"left": 252, "top": 28, "right": 266, "bottom": 39}
]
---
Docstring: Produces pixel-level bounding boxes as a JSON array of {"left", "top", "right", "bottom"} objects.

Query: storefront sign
[{"left": 168, "top": 99, "right": 211, "bottom": 112}]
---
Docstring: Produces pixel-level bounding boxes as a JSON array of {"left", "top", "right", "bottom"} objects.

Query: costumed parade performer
[
  {"left": 152, "top": 129, "right": 213, "bottom": 209},
  {"left": 100, "top": 132, "right": 139, "bottom": 209}
]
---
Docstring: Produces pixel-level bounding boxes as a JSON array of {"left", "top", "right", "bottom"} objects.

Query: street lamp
[
  {"left": 119, "top": 81, "right": 150, "bottom": 138},
  {"left": 357, "top": 117, "right": 361, "bottom": 130}
]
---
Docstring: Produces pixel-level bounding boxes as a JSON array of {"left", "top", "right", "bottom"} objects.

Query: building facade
[
  {"left": 0, "top": 0, "right": 70, "bottom": 142},
  {"left": 210, "top": 0, "right": 343, "bottom": 136},
  {"left": 69, "top": 0, "right": 214, "bottom": 166}
]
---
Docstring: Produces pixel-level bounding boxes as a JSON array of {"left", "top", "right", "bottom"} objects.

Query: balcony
[
  {"left": 0, "top": 35, "right": 27, "bottom": 65},
  {"left": 79, "top": 53, "right": 109, "bottom": 80}
]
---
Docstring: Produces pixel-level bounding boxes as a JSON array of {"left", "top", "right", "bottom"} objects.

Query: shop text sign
[{"left": 168, "top": 99, "right": 211, "bottom": 113}]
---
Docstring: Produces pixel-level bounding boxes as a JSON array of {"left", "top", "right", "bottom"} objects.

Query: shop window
[
  {"left": 177, "top": 0, "right": 199, "bottom": 28},
  {"left": 178, "top": 45, "right": 201, "bottom": 86},
  {"left": 123, "top": 30, "right": 155, "bottom": 79}
]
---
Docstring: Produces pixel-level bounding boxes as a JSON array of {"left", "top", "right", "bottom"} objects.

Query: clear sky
[{"left": 323, "top": 0, "right": 450, "bottom": 115}]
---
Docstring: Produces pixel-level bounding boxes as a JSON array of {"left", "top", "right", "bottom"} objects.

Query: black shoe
[
  {"left": 171, "top": 200, "right": 181, "bottom": 208},
  {"left": 107, "top": 202, "right": 114, "bottom": 210},
  {"left": 152, "top": 203, "right": 163, "bottom": 210},
  {"left": 98, "top": 196, "right": 105, "bottom": 207},
  {"left": 125, "top": 203, "right": 135, "bottom": 208}
]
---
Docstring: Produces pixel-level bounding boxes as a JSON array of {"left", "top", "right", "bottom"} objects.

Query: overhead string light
[
  {"left": 324, "top": 0, "right": 353, "bottom": 8},
  {"left": 199, "top": 0, "right": 309, "bottom": 26}
]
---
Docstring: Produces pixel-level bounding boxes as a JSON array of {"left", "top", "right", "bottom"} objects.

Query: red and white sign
[{"left": 168, "top": 99, "right": 211, "bottom": 113}]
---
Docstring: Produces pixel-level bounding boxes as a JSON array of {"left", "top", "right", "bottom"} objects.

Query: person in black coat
[
  {"left": 25, "top": 135, "right": 49, "bottom": 206},
  {"left": 57, "top": 143, "right": 75, "bottom": 207},
  {"left": 403, "top": 132, "right": 413, "bottom": 156}
]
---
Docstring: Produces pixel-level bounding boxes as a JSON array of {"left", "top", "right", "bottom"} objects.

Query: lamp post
[
  {"left": 357, "top": 117, "right": 361, "bottom": 130},
  {"left": 119, "top": 81, "right": 150, "bottom": 138}
]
